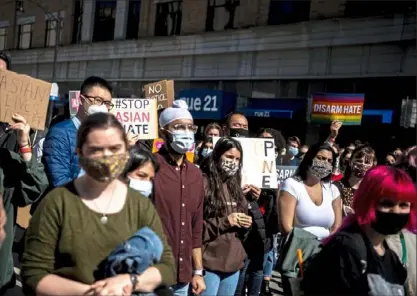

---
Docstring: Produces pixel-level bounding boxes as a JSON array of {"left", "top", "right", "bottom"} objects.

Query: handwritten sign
[
  {"left": 69, "top": 90, "right": 80, "bottom": 117},
  {"left": 0, "top": 69, "right": 52, "bottom": 130},
  {"left": 143, "top": 80, "right": 174, "bottom": 110},
  {"left": 276, "top": 165, "right": 298, "bottom": 182},
  {"left": 112, "top": 98, "right": 158, "bottom": 140},
  {"left": 152, "top": 137, "right": 195, "bottom": 163},
  {"left": 311, "top": 93, "right": 365, "bottom": 125},
  {"left": 213, "top": 137, "right": 278, "bottom": 189}
]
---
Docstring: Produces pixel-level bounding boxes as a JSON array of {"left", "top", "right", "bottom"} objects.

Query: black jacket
[{"left": 244, "top": 189, "right": 279, "bottom": 258}]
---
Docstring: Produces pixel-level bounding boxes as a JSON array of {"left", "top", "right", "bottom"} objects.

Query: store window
[
  {"left": 93, "top": 1, "right": 117, "bottom": 42},
  {"left": 154, "top": 0, "right": 182, "bottom": 36},
  {"left": 45, "top": 19, "right": 63, "bottom": 47},
  {"left": 18, "top": 24, "right": 32, "bottom": 49},
  {"left": 344, "top": 0, "right": 415, "bottom": 18},
  {"left": 206, "top": 0, "right": 240, "bottom": 32},
  {"left": 268, "top": 0, "right": 311, "bottom": 26},
  {"left": 0, "top": 27, "right": 7, "bottom": 50},
  {"left": 126, "top": 0, "right": 141, "bottom": 39},
  {"left": 72, "top": 0, "right": 82, "bottom": 44}
]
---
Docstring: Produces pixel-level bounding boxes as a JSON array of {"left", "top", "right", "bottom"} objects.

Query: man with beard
[{"left": 153, "top": 100, "right": 206, "bottom": 296}]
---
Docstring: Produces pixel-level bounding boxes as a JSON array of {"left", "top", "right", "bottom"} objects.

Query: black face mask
[
  {"left": 371, "top": 210, "right": 410, "bottom": 235},
  {"left": 229, "top": 128, "right": 249, "bottom": 138}
]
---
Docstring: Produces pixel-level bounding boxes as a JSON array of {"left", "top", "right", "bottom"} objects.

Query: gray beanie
[{"left": 159, "top": 100, "right": 193, "bottom": 127}]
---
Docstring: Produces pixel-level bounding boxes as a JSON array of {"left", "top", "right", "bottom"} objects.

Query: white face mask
[
  {"left": 168, "top": 131, "right": 195, "bottom": 154},
  {"left": 87, "top": 104, "right": 108, "bottom": 115},
  {"left": 129, "top": 179, "right": 153, "bottom": 197}
]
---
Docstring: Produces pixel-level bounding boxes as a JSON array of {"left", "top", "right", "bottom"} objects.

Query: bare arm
[
  {"left": 192, "top": 248, "right": 203, "bottom": 270},
  {"left": 134, "top": 267, "right": 162, "bottom": 293},
  {"left": 278, "top": 190, "right": 297, "bottom": 235},
  {"left": 330, "top": 197, "right": 342, "bottom": 233},
  {"left": 36, "top": 275, "right": 90, "bottom": 296}
]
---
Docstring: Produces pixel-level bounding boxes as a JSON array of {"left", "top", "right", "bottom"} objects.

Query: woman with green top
[
  {"left": 21, "top": 113, "right": 176, "bottom": 296},
  {"left": 0, "top": 113, "right": 49, "bottom": 295}
]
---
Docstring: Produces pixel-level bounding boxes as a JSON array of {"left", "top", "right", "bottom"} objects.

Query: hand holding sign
[
  {"left": 10, "top": 113, "right": 31, "bottom": 147},
  {"left": 330, "top": 120, "right": 343, "bottom": 138}
]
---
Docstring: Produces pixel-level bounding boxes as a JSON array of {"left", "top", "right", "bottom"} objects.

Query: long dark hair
[
  {"left": 201, "top": 137, "right": 246, "bottom": 217},
  {"left": 344, "top": 144, "right": 376, "bottom": 180},
  {"left": 122, "top": 146, "right": 159, "bottom": 179},
  {"left": 294, "top": 142, "right": 336, "bottom": 182}
]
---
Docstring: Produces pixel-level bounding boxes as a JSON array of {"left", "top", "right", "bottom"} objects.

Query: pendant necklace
[{"left": 93, "top": 184, "right": 116, "bottom": 225}]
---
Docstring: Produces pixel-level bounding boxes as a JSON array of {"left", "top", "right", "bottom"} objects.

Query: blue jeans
[
  {"left": 171, "top": 283, "right": 190, "bottom": 296},
  {"left": 234, "top": 252, "right": 269, "bottom": 296},
  {"left": 202, "top": 270, "right": 240, "bottom": 296},
  {"left": 263, "top": 249, "right": 276, "bottom": 278}
]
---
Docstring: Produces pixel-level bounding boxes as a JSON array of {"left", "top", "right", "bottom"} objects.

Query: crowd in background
[{"left": 0, "top": 54, "right": 416, "bottom": 296}]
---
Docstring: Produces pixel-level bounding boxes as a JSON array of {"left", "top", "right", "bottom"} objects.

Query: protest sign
[
  {"left": 0, "top": 69, "right": 51, "bottom": 130},
  {"left": 69, "top": 90, "right": 80, "bottom": 117},
  {"left": 310, "top": 93, "right": 365, "bottom": 125},
  {"left": 276, "top": 165, "right": 298, "bottom": 182},
  {"left": 144, "top": 80, "right": 174, "bottom": 110},
  {"left": 152, "top": 138, "right": 195, "bottom": 163},
  {"left": 213, "top": 137, "right": 278, "bottom": 189},
  {"left": 112, "top": 98, "right": 158, "bottom": 140}
]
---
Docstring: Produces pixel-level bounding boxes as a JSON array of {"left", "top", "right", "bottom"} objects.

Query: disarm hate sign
[
  {"left": 112, "top": 98, "right": 158, "bottom": 140},
  {"left": 0, "top": 69, "right": 51, "bottom": 130},
  {"left": 213, "top": 137, "right": 278, "bottom": 189},
  {"left": 143, "top": 80, "right": 174, "bottom": 110}
]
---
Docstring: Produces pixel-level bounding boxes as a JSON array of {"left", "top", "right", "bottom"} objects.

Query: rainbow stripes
[{"left": 311, "top": 93, "right": 365, "bottom": 126}]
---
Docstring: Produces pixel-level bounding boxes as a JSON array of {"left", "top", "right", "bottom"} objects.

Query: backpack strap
[{"left": 400, "top": 232, "right": 407, "bottom": 266}]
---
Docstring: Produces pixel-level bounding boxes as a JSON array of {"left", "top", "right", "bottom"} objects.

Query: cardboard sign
[
  {"left": 310, "top": 93, "right": 365, "bottom": 126},
  {"left": 69, "top": 90, "right": 80, "bottom": 117},
  {"left": 143, "top": 80, "right": 174, "bottom": 110},
  {"left": 152, "top": 138, "right": 195, "bottom": 163},
  {"left": 0, "top": 69, "right": 52, "bottom": 130},
  {"left": 112, "top": 98, "right": 158, "bottom": 140},
  {"left": 213, "top": 137, "right": 278, "bottom": 189},
  {"left": 276, "top": 165, "right": 298, "bottom": 182}
]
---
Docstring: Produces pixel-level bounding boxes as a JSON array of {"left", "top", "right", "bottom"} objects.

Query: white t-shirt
[{"left": 281, "top": 177, "right": 340, "bottom": 240}]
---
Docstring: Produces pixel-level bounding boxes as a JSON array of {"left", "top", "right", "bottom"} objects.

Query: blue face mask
[
  {"left": 129, "top": 179, "right": 153, "bottom": 197},
  {"left": 201, "top": 148, "right": 213, "bottom": 158},
  {"left": 288, "top": 146, "right": 299, "bottom": 157},
  {"left": 168, "top": 131, "right": 195, "bottom": 154}
]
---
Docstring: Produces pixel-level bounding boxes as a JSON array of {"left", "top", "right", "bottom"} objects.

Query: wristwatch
[
  {"left": 130, "top": 274, "right": 138, "bottom": 290},
  {"left": 193, "top": 269, "right": 205, "bottom": 276}
]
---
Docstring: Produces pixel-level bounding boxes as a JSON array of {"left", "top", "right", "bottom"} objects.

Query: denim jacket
[{"left": 104, "top": 227, "right": 163, "bottom": 277}]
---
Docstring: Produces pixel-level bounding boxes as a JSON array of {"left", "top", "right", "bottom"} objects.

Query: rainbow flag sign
[{"left": 310, "top": 93, "right": 365, "bottom": 125}]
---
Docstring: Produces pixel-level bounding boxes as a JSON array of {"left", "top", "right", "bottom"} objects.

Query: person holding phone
[{"left": 200, "top": 137, "right": 252, "bottom": 296}]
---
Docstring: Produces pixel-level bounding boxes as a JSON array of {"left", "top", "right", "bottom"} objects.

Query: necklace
[{"left": 81, "top": 178, "right": 117, "bottom": 225}]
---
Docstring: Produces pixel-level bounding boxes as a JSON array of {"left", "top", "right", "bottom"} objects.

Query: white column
[
  {"left": 114, "top": 0, "right": 129, "bottom": 40},
  {"left": 81, "top": 0, "right": 96, "bottom": 42}
]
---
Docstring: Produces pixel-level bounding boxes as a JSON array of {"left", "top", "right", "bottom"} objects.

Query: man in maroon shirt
[{"left": 153, "top": 100, "right": 206, "bottom": 295}]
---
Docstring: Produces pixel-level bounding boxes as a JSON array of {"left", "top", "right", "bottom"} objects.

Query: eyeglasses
[
  {"left": 171, "top": 123, "right": 198, "bottom": 133},
  {"left": 82, "top": 94, "right": 114, "bottom": 110}
]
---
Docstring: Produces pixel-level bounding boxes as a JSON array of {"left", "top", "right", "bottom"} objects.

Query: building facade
[{"left": 0, "top": 0, "right": 416, "bottom": 145}]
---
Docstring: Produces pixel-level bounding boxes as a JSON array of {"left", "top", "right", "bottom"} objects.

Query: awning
[
  {"left": 238, "top": 108, "right": 294, "bottom": 119},
  {"left": 363, "top": 109, "right": 393, "bottom": 124}
]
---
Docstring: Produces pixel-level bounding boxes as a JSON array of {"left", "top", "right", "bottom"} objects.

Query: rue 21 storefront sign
[{"left": 179, "top": 89, "right": 237, "bottom": 120}]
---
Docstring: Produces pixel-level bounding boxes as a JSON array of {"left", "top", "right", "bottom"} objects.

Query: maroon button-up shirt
[{"left": 154, "top": 147, "right": 204, "bottom": 284}]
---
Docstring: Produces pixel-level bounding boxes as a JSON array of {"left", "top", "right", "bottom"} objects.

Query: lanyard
[{"left": 400, "top": 232, "right": 407, "bottom": 266}]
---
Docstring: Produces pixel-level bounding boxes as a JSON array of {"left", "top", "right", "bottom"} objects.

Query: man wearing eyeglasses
[
  {"left": 42, "top": 76, "right": 113, "bottom": 188},
  {"left": 153, "top": 100, "right": 206, "bottom": 296}
]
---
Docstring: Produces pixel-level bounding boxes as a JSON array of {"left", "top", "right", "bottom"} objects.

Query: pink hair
[{"left": 324, "top": 166, "right": 416, "bottom": 244}]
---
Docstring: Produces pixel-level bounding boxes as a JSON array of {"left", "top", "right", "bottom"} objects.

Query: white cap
[{"left": 159, "top": 100, "right": 193, "bottom": 127}]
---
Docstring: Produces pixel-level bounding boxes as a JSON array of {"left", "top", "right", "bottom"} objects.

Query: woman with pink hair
[{"left": 301, "top": 166, "right": 416, "bottom": 296}]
